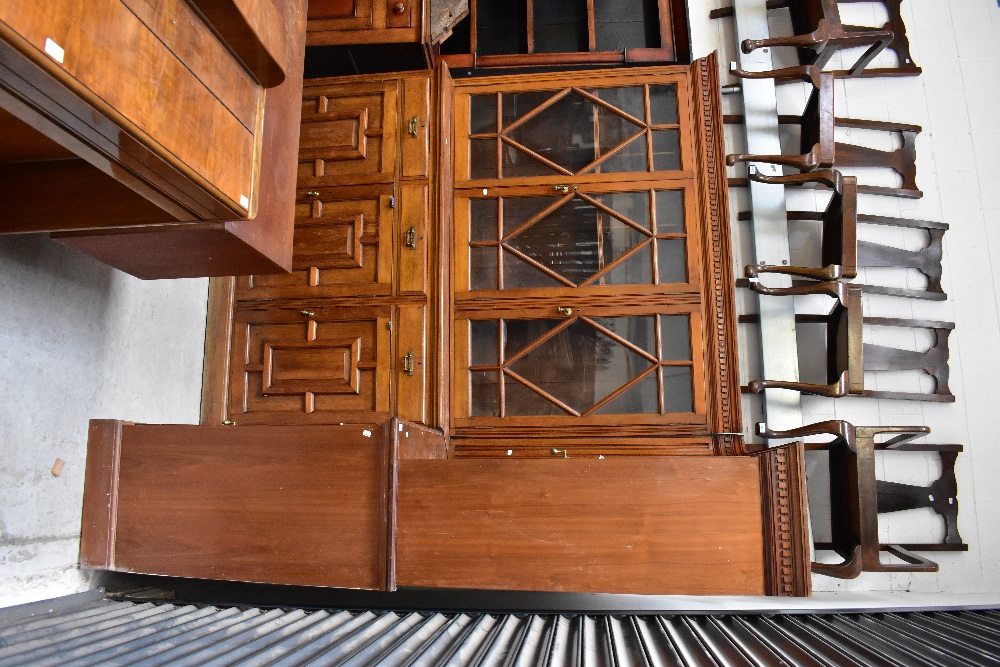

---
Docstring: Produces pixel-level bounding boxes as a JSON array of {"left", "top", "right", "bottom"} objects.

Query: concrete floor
[{"left": 2, "top": 0, "right": 1000, "bottom": 609}]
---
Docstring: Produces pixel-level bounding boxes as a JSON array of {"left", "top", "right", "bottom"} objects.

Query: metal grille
[{"left": 1, "top": 592, "right": 998, "bottom": 666}]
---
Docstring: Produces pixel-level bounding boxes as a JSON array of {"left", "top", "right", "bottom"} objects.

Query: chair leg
[{"left": 812, "top": 545, "right": 864, "bottom": 579}]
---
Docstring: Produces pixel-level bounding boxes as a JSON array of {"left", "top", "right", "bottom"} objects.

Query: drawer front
[
  {"left": 229, "top": 306, "right": 391, "bottom": 425},
  {"left": 236, "top": 185, "right": 394, "bottom": 300},
  {"left": 298, "top": 80, "right": 398, "bottom": 187},
  {"left": 306, "top": 0, "right": 375, "bottom": 29},
  {"left": 401, "top": 75, "right": 431, "bottom": 178},
  {"left": 396, "top": 183, "right": 429, "bottom": 296},
  {"left": 395, "top": 305, "right": 428, "bottom": 425}
]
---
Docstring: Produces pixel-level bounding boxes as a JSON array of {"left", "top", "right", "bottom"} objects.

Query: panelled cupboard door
[
  {"left": 454, "top": 71, "right": 692, "bottom": 188},
  {"left": 298, "top": 79, "right": 398, "bottom": 187},
  {"left": 236, "top": 185, "right": 394, "bottom": 301},
  {"left": 228, "top": 306, "right": 391, "bottom": 425}
]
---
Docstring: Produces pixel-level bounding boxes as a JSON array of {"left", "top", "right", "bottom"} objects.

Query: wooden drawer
[
  {"left": 298, "top": 79, "right": 398, "bottom": 187},
  {"left": 395, "top": 305, "right": 429, "bottom": 425},
  {"left": 396, "top": 183, "right": 430, "bottom": 296},
  {"left": 228, "top": 305, "right": 391, "bottom": 425},
  {"left": 400, "top": 75, "right": 431, "bottom": 179},
  {"left": 306, "top": 0, "right": 421, "bottom": 45},
  {"left": 236, "top": 185, "right": 394, "bottom": 300}
]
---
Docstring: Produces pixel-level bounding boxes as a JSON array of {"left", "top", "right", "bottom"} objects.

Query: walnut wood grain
[
  {"left": 79, "top": 420, "right": 124, "bottom": 570},
  {"left": 397, "top": 457, "right": 768, "bottom": 594},
  {"left": 91, "top": 422, "right": 392, "bottom": 589},
  {"left": 201, "top": 277, "right": 237, "bottom": 426}
]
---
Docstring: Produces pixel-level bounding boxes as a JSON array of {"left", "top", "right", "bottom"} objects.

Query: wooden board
[
  {"left": 397, "top": 456, "right": 767, "bottom": 595},
  {"left": 81, "top": 421, "right": 392, "bottom": 590}
]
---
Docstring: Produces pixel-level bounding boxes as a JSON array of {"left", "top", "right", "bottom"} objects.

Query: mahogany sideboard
[
  {"left": 0, "top": 0, "right": 308, "bottom": 278},
  {"left": 78, "top": 53, "right": 813, "bottom": 596}
]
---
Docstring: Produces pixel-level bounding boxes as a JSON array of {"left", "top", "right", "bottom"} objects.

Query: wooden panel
[
  {"left": 236, "top": 185, "right": 394, "bottom": 300},
  {"left": 298, "top": 80, "right": 397, "bottom": 187},
  {"left": 229, "top": 306, "right": 391, "bottom": 424},
  {"left": 201, "top": 277, "right": 236, "bottom": 426},
  {"left": 0, "top": 107, "right": 72, "bottom": 162},
  {"left": 79, "top": 420, "right": 123, "bottom": 570},
  {"left": 308, "top": 0, "right": 375, "bottom": 28},
  {"left": 0, "top": 0, "right": 259, "bottom": 209},
  {"left": 401, "top": 75, "right": 431, "bottom": 178},
  {"left": 306, "top": 0, "right": 422, "bottom": 45},
  {"left": 394, "top": 419, "right": 447, "bottom": 459},
  {"left": 397, "top": 183, "right": 429, "bottom": 295},
  {"left": 397, "top": 457, "right": 766, "bottom": 594},
  {"left": 385, "top": 0, "right": 413, "bottom": 29},
  {"left": 395, "top": 305, "right": 428, "bottom": 424},
  {"left": 102, "top": 423, "right": 390, "bottom": 589}
]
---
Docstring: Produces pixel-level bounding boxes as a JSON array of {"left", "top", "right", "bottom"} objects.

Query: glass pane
[
  {"left": 586, "top": 133, "right": 648, "bottom": 175},
  {"left": 654, "top": 190, "right": 685, "bottom": 233},
  {"left": 591, "top": 316, "right": 655, "bottom": 356},
  {"left": 471, "top": 199, "right": 498, "bottom": 242},
  {"left": 652, "top": 130, "right": 681, "bottom": 171},
  {"left": 649, "top": 85, "right": 679, "bottom": 125},
  {"left": 534, "top": 0, "right": 587, "bottom": 53},
  {"left": 592, "top": 191, "right": 650, "bottom": 230},
  {"left": 470, "top": 320, "right": 499, "bottom": 366},
  {"left": 509, "top": 319, "right": 655, "bottom": 413},
  {"left": 595, "top": 0, "right": 659, "bottom": 52},
  {"left": 600, "top": 246, "right": 653, "bottom": 286},
  {"left": 470, "top": 138, "right": 497, "bottom": 179},
  {"left": 477, "top": 2, "right": 527, "bottom": 55},
  {"left": 505, "top": 91, "right": 643, "bottom": 175},
  {"left": 502, "top": 91, "right": 554, "bottom": 129},
  {"left": 594, "top": 372, "right": 659, "bottom": 415},
  {"left": 502, "top": 142, "right": 561, "bottom": 178},
  {"left": 662, "top": 366, "right": 693, "bottom": 412},
  {"left": 503, "top": 250, "right": 565, "bottom": 289},
  {"left": 502, "top": 196, "right": 561, "bottom": 237},
  {"left": 660, "top": 315, "right": 691, "bottom": 361},
  {"left": 469, "top": 246, "right": 498, "bottom": 290},
  {"left": 470, "top": 370, "right": 500, "bottom": 416},
  {"left": 470, "top": 95, "right": 497, "bottom": 134},
  {"left": 502, "top": 319, "right": 561, "bottom": 361},
  {"left": 505, "top": 378, "right": 566, "bottom": 416},
  {"left": 588, "top": 86, "right": 645, "bottom": 123},
  {"left": 657, "top": 238, "right": 687, "bottom": 283},
  {"left": 506, "top": 198, "right": 647, "bottom": 285}
]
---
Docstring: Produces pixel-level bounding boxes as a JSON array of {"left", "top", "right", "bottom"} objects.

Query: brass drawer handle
[
  {"left": 554, "top": 185, "right": 575, "bottom": 194},
  {"left": 305, "top": 191, "right": 319, "bottom": 197},
  {"left": 300, "top": 309, "right": 314, "bottom": 317},
  {"left": 557, "top": 307, "right": 573, "bottom": 316},
  {"left": 405, "top": 226, "right": 417, "bottom": 250},
  {"left": 551, "top": 448, "right": 569, "bottom": 458},
  {"left": 403, "top": 352, "right": 415, "bottom": 376},
  {"left": 408, "top": 115, "right": 419, "bottom": 137}
]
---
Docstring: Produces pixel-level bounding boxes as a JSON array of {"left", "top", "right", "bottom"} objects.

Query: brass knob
[
  {"left": 393, "top": 1, "right": 405, "bottom": 13},
  {"left": 554, "top": 185, "right": 574, "bottom": 194},
  {"left": 557, "top": 307, "right": 573, "bottom": 316},
  {"left": 300, "top": 309, "right": 315, "bottom": 317},
  {"left": 305, "top": 191, "right": 319, "bottom": 197}
]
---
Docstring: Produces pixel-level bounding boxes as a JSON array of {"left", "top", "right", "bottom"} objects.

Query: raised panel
[
  {"left": 401, "top": 75, "right": 431, "bottom": 178},
  {"left": 236, "top": 185, "right": 393, "bottom": 300},
  {"left": 397, "top": 183, "right": 429, "bottom": 295},
  {"left": 298, "top": 82, "right": 398, "bottom": 187},
  {"left": 396, "top": 305, "right": 428, "bottom": 424},
  {"left": 229, "top": 306, "right": 391, "bottom": 424}
]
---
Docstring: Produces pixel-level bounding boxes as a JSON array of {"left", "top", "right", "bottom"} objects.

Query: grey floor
[{"left": 3, "top": 0, "right": 1000, "bottom": 609}]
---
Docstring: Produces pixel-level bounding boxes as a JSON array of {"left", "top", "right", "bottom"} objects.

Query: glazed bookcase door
[
  {"left": 453, "top": 305, "right": 707, "bottom": 429},
  {"left": 454, "top": 73, "right": 692, "bottom": 188},
  {"left": 453, "top": 180, "right": 701, "bottom": 302}
]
